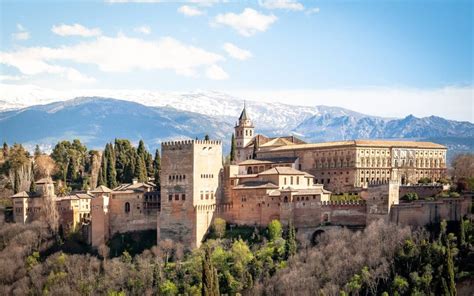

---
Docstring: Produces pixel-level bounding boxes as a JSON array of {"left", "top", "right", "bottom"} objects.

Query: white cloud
[
  {"left": 107, "top": 0, "right": 220, "bottom": 5},
  {"left": 306, "top": 7, "right": 320, "bottom": 15},
  {"left": 259, "top": 0, "right": 304, "bottom": 11},
  {"left": 0, "top": 35, "right": 225, "bottom": 82},
  {"left": 223, "top": 43, "right": 252, "bottom": 60},
  {"left": 214, "top": 8, "right": 277, "bottom": 37},
  {"left": 178, "top": 5, "right": 204, "bottom": 16},
  {"left": 52, "top": 24, "right": 102, "bottom": 37},
  {"left": 0, "top": 75, "right": 26, "bottom": 81},
  {"left": 206, "top": 64, "right": 229, "bottom": 80},
  {"left": 134, "top": 25, "right": 151, "bottom": 34},
  {"left": 12, "top": 24, "right": 30, "bottom": 41}
]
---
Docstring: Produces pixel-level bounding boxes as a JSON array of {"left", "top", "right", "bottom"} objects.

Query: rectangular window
[
  {"left": 168, "top": 194, "right": 172, "bottom": 201},
  {"left": 284, "top": 178, "right": 287, "bottom": 185},
  {"left": 297, "top": 177, "right": 299, "bottom": 185},
  {"left": 175, "top": 194, "right": 179, "bottom": 200},
  {"left": 327, "top": 179, "right": 330, "bottom": 184},
  {"left": 291, "top": 176, "right": 293, "bottom": 185},
  {"left": 182, "top": 194, "right": 186, "bottom": 201}
]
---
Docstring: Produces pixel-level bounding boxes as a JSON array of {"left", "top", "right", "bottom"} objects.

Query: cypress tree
[
  {"left": 230, "top": 134, "right": 236, "bottom": 162},
  {"left": 34, "top": 145, "right": 42, "bottom": 158},
  {"left": 153, "top": 149, "right": 161, "bottom": 186},
  {"left": 29, "top": 162, "right": 35, "bottom": 192},
  {"left": 98, "top": 148, "right": 107, "bottom": 186},
  {"left": 135, "top": 154, "right": 147, "bottom": 182},
  {"left": 202, "top": 245, "right": 219, "bottom": 296},
  {"left": 446, "top": 243, "right": 456, "bottom": 296},
  {"left": 106, "top": 144, "right": 117, "bottom": 188},
  {"left": 459, "top": 218, "right": 466, "bottom": 247},
  {"left": 285, "top": 221, "right": 297, "bottom": 258},
  {"left": 13, "top": 169, "right": 20, "bottom": 194},
  {"left": 2, "top": 142, "right": 9, "bottom": 158}
]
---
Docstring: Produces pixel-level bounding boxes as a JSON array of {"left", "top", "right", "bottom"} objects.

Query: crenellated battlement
[
  {"left": 321, "top": 200, "right": 366, "bottom": 207},
  {"left": 161, "top": 139, "right": 223, "bottom": 148}
]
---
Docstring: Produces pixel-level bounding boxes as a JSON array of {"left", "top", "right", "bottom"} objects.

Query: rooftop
[
  {"left": 262, "top": 139, "right": 446, "bottom": 152},
  {"left": 259, "top": 167, "right": 313, "bottom": 176}
]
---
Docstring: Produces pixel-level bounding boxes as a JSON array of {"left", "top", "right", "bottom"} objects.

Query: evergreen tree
[
  {"left": 145, "top": 152, "right": 154, "bottom": 178},
  {"left": 202, "top": 245, "right": 219, "bottom": 296},
  {"left": 204, "top": 134, "right": 210, "bottom": 141},
  {"left": 13, "top": 169, "right": 20, "bottom": 194},
  {"left": 98, "top": 150, "right": 107, "bottom": 186},
  {"left": 2, "top": 142, "right": 9, "bottom": 158},
  {"left": 459, "top": 218, "right": 466, "bottom": 247},
  {"left": 137, "top": 140, "right": 146, "bottom": 158},
  {"left": 252, "top": 138, "right": 258, "bottom": 159},
  {"left": 135, "top": 154, "right": 147, "bottom": 182},
  {"left": 153, "top": 149, "right": 161, "bottom": 186},
  {"left": 285, "top": 221, "right": 297, "bottom": 258},
  {"left": 105, "top": 144, "right": 117, "bottom": 188},
  {"left": 34, "top": 145, "right": 42, "bottom": 158},
  {"left": 29, "top": 162, "right": 35, "bottom": 192},
  {"left": 230, "top": 134, "right": 236, "bottom": 162}
]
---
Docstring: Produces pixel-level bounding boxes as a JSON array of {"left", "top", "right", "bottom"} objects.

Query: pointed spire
[{"left": 239, "top": 101, "right": 249, "bottom": 121}]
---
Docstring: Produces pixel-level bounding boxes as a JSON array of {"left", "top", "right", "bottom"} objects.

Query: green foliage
[
  {"left": 108, "top": 230, "right": 157, "bottom": 257},
  {"left": 25, "top": 251, "right": 40, "bottom": 270},
  {"left": 153, "top": 149, "right": 161, "bottom": 186},
  {"left": 330, "top": 192, "right": 360, "bottom": 201},
  {"left": 51, "top": 139, "right": 88, "bottom": 188},
  {"left": 418, "top": 177, "right": 432, "bottom": 184},
  {"left": 121, "top": 250, "right": 132, "bottom": 264},
  {"left": 202, "top": 245, "right": 219, "bottom": 296},
  {"left": 212, "top": 218, "right": 226, "bottom": 239},
  {"left": 285, "top": 221, "right": 297, "bottom": 258},
  {"left": 392, "top": 275, "right": 409, "bottom": 295},
  {"left": 402, "top": 192, "right": 419, "bottom": 202},
  {"left": 230, "top": 133, "right": 236, "bottom": 162},
  {"left": 268, "top": 220, "right": 282, "bottom": 241},
  {"left": 160, "top": 280, "right": 178, "bottom": 296}
]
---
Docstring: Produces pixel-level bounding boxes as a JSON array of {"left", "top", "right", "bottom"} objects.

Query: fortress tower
[
  {"left": 158, "top": 139, "right": 223, "bottom": 249},
  {"left": 235, "top": 103, "right": 255, "bottom": 162}
]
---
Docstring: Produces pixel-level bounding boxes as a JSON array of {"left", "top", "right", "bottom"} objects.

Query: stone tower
[
  {"left": 235, "top": 103, "right": 255, "bottom": 162},
  {"left": 158, "top": 139, "right": 223, "bottom": 249}
]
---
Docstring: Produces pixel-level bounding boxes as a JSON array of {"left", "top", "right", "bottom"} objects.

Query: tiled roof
[
  {"left": 259, "top": 167, "right": 309, "bottom": 176},
  {"left": 90, "top": 185, "right": 112, "bottom": 193},
  {"left": 233, "top": 181, "right": 279, "bottom": 189},
  {"left": 263, "top": 140, "right": 446, "bottom": 151}
]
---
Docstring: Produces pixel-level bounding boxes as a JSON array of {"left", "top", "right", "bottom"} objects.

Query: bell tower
[{"left": 234, "top": 102, "right": 254, "bottom": 149}]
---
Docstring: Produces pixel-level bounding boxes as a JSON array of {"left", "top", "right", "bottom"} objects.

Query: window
[
  {"left": 125, "top": 202, "right": 130, "bottom": 213},
  {"left": 284, "top": 177, "right": 287, "bottom": 185},
  {"left": 168, "top": 194, "right": 172, "bottom": 201},
  {"left": 182, "top": 194, "right": 186, "bottom": 201},
  {"left": 175, "top": 194, "right": 179, "bottom": 200},
  {"left": 291, "top": 176, "right": 294, "bottom": 185}
]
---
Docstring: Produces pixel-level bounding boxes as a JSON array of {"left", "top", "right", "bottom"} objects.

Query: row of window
[
  {"left": 320, "top": 171, "right": 350, "bottom": 175},
  {"left": 168, "top": 194, "right": 186, "bottom": 201},
  {"left": 200, "top": 191, "right": 215, "bottom": 200},
  {"left": 236, "top": 129, "right": 253, "bottom": 137},
  {"left": 169, "top": 174, "right": 186, "bottom": 181},
  {"left": 201, "top": 174, "right": 214, "bottom": 178}
]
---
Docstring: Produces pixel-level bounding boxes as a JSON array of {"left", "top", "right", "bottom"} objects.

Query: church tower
[{"left": 234, "top": 103, "right": 254, "bottom": 149}]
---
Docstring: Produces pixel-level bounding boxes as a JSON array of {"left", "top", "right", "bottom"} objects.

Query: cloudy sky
[{"left": 0, "top": 0, "right": 472, "bottom": 121}]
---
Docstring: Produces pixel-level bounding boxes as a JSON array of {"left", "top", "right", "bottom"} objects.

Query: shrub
[
  {"left": 268, "top": 220, "right": 282, "bottom": 241},
  {"left": 402, "top": 193, "right": 419, "bottom": 202},
  {"left": 212, "top": 218, "right": 226, "bottom": 239}
]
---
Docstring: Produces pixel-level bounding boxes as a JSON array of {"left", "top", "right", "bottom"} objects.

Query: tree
[
  {"left": 268, "top": 220, "right": 282, "bottom": 241},
  {"left": 34, "top": 155, "right": 56, "bottom": 179},
  {"left": 285, "top": 221, "right": 297, "bottom": 258},
  {"left": 402, "top": 192, "right": 419, "bottom": 202},
  {"left": 202, "top": 245, "right": 219, "bottom": 296},
  {"left": 2, "top": 142, "right": 9, "bottom": 158},
  {"left": 153, "top": 149, "right": 161, "bottom": 186},
  {"left": 105, "top": 144, "right": 117, "bottom": 188},
  {"left": 212, "top": 218, "right": 226, "bottom": 239},
  {"left": 204, "top": 134, "right": 210, "bottom": 141},
  {"left": 34, "top": 145, "right": 42, "bottom": 158},
  {"left": 13, "top": 169, "right": 21, "bottom": 194},
  {"left": 230, "top": 134, "right": 236, "bottom": 162},
  {"left": 98, "top": 150, "right": 107, "bottom": 186},
  {"left": 134, "top": 154, "right": 147, "bottom": 182}
]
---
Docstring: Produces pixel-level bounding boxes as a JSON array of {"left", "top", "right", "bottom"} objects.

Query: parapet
[
  {"left": 321, "top": 200, "right": 366, "bottom": 207},
  {"left": 161, "top": 139, "right": 223, "bottom": 148}
]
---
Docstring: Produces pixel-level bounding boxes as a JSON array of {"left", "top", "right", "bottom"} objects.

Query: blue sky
[{"left": 0, "top": 0, "right": 473, "bottom": 121}]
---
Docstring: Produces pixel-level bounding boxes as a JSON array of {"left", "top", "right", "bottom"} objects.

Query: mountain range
[{"left": 0, "top": 92, "right": 472, "bottom": 161}]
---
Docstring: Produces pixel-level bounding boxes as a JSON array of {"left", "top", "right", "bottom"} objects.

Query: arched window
[{"left": 125, "top": 202, "right": 130, "bottom": 213}]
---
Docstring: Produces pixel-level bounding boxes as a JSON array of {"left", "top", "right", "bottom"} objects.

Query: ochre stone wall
[
  {"left": 399, "top": 185, "right": 445, "bottom": 199},
  {"left": 390, "top": 197, "right": 471, "bottom": 226}
]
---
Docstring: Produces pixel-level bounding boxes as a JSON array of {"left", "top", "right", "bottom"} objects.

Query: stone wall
[
  {"left": 390, "top": 197, "right": 471, "bottom": 226},
  {"left": 399, "top": 185, "right": 446, "bottom": 199}
]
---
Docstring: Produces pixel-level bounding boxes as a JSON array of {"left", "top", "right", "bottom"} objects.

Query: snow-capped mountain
[{"left": 0, "top": 92, "right": 472, "bottom": 160}]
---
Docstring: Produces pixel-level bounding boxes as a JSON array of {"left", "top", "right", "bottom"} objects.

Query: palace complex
[{"left": 9, "top": 105, "right": 471, "bottom": 249}]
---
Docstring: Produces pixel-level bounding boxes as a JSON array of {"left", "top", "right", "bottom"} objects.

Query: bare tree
[
  {"left": 34, "top": 155, "right": 57, "bottom": 179},
  {"left": 42, "top": 195, "right": 59, "bottom": 236},
  {"left": 158, "top": 239, "right": 174, "bottom": 265}
]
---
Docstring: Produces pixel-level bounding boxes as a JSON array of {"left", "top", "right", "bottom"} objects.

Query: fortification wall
[
  {"left": 320, "top": 201, "right": 367, "bottom": 226},
  {"left": 399, "top": 185, "right": 445, "bottom": 199},
  {"left": 390, "top": 197, "right": 471, "bottom": 226}
]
